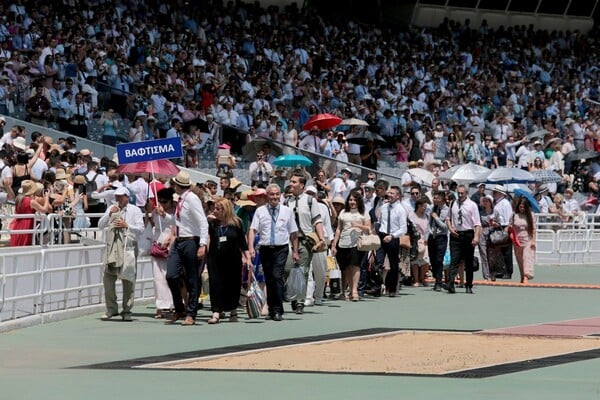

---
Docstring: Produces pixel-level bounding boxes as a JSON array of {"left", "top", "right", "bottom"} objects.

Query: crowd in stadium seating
[{"left": 2, "top": 0, "right": 600, "bottom": 319}]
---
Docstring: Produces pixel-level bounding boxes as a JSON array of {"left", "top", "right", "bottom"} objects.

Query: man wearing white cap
[
  {"left": 98, "top": 187, "right": 145, "bottom": 321},
  {"left": 329, "top": 167, "right": 356, "bottom": 201}
]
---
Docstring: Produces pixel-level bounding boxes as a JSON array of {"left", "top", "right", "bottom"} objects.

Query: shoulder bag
[{"left": 357, "top": 233, "right": 381, "bottom": 251}]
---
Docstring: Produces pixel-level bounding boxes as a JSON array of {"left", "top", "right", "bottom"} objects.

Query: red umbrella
[
  {"left": 302, "top": 113, "right": 342, "bottom": 131},
  {"left": 117, "top": 159, "right": 180, "bottom": 177}
]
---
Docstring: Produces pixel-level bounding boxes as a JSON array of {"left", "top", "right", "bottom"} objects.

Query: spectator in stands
[
  {"left": 99, "top": 109, "right": 119, "bottom": 146},
  {"left": 10, "top": 180, "right": 51, "bottom": 246}
]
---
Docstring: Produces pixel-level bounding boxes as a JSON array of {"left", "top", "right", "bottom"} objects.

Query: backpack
[{"left": 84, "top": 173, "right": 100, "bottom": 205}]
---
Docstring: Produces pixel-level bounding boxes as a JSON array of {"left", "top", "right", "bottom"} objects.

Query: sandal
[
  {"left": 154, "top": 310, "right": 163, "bottom": 319},
  {"left": 207, "top": 313, "right": 220, "bottom": 324}
]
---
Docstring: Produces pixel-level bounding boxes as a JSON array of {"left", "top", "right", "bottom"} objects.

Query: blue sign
[{"left": 117, "top": 137, "right": 183, "bottom": 164}]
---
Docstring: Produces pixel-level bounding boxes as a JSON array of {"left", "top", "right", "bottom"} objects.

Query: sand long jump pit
[{"left": 136, "top": 330, "right": 600, "bottom": 378}]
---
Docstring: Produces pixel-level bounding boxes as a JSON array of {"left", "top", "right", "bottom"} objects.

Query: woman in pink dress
[{"left": 510, "top": 198, "right": 536, "bottom": 284}]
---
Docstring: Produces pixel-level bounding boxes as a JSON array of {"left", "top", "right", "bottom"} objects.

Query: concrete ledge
[{"left": 0, "top": 299, "right": 155, "bottom": 333}]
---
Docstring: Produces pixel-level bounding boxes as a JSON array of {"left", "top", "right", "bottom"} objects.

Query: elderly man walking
[{"left": 98, "top": 187, "right": 144, "bottom": 321}]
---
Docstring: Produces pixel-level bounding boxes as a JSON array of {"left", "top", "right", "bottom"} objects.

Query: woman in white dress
[
  {"left": 282, "top": 118, "right": 298, "bottom": 154},
  {"left": 149, "top": 188, "right": 176, "bottom": 318}
]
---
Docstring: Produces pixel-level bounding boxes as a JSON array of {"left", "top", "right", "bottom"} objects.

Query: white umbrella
[
  {"left": 408, "top": 168, "right": 435, "bottom": 186},
  {"left": 439, "top": 163, "right": 490, "bottom": 185},
  {"left": 483, "top": 167, "right": 536, "bottom": 184},
  {"left": 340, "top": 118, "right": 369, "bottom": 127}
]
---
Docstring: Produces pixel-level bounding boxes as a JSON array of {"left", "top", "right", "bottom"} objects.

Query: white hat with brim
[
  {"left": 492, "top": 184, "right": 507, "bottom": 195},
  {"left": 172, "top": 171, "right": 192, "bottom": 187},
  {"left": 13, "top": 136, "right": 27, "bottom": 150}
]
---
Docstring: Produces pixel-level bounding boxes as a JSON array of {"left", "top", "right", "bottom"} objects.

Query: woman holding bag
[
  {"left": 510, "top": 198, "right": 536, "bottom": 284},
  {"left": 149, "top": 188, "right": 176, "bottom": 319},
  {"left": 206, "top": 198, "right": 251, "bottom": 324},
  {"left": 331, "top": 190, "right": 371, "bottom": 302}
]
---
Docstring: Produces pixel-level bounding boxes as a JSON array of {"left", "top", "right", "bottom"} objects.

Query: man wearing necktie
[
  {"left": 445, "top": 184, "right": 481, "bottom": 294},
  {"left": 376, "top": 186, "right": 407, "bottom": 297},
  {"left": 248, "top": 184, "right": 299, "bottom": 321},
  {"left": 68, "top": 93, "right": 88, "bottom": 138}
]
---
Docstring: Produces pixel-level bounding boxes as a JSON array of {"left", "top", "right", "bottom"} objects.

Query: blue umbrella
[
  {"left": 513, "top": 188, "right": 541, "bottom": 213},
  {"left": 272, "top": 154, "right": 313, "bottom": 167}
]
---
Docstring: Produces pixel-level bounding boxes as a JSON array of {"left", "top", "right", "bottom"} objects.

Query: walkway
[{"left": 2, "top": 264, "right": 600, "bottom": 399}]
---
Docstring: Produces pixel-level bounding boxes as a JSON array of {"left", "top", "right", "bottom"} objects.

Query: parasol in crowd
[
  {"left": 483, "top": 167, "right": 536, "bottom": 184},
  {"left": 242, "top": 138, "right": 283, "bottom": 161},
  {"left": 345, "top": 131, "right": 388, "bottom": 146},
  {"left": 272, "top": 154, "right": 313, "bottom": 167},
  {"left": 339, "top": 118, "right": 369, "bottom": 127},
  {"left": 439, "top": 163, "right": 491, "bottom": 185},
  {"left": 302, "top": 113, "right": 342, "bottom": 131}
]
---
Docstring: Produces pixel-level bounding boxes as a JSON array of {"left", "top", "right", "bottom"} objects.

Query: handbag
[
  {"left": 305, "top": 231, "right": 327, "bottom": 252},
  {"left": 150, "top": 241, "right": 169, "bottom": 258},
  {"left": 367, "top": 252, "right": 383, "bottom": 287},
  {"left": 284, "top": 264, "right": 307, "bottom": 301},
  {"left": 246, "top": 268, "right": 266, "bottom": 319},
  {"left": 399, "top": 234, "right": 411, "bottom": 249},
  {"left": 357, "top": 234, "right": 381, "bottom": 251},
  {"left": 489, "top": 228, "right": 509, "bottom": 245},
  {"left": 118, "top": 234, "right": 137, "bottom": 282},
  {"left": 472, "top": 256, "right": 480, "bottom": 272}
]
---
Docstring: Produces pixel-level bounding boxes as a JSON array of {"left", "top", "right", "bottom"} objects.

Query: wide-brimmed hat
[
  {"left": 21, "top": 180, "right": 38, "bottom": 196},
  {"left": 49, "top": 144, "right": 65, "bottom": 154},
  {"left": 172, "top": 171, "right": 191, "bottom": 187},
  {"left": 408, "top": 160, "right": 418, "bottom": 168},
  {"left": 235, "top": 190, "right": 256, "bottom": 207},
  {"left": 73, "top": 175, "right": 86, "bottom": 185},
  {"left": 492, "top": 184, "right": 507, "bottom": 195},
  {"left": 332, "top": 196, "right": 345, "bottom": 206},
  {"left": 55, "top": 168, "right": 68, "bottom": 180},
  {"left": 340, "top": 168, "right": 352, "bottom": 177},
  {"left": 229, "top": 177, "right": 242, "bottom": 190},
  {"left": 248, "top": 188, "right": 267, "bottom": 201},
  {"left": 13, "top": 136, "right": 27, "bottom": 150}
]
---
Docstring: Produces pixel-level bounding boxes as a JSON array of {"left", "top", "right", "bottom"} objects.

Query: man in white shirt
[
  {"left": 248, "top": 183, "right": 299, "bottom": 321},
  {"left": 248, "top": 151, "right": 273, "bottom": 187},
  {"left": 376, "top": 185, "right": 407, "bottom": 297},
  {"left": 329, "top": 168, "right": 356, "bottom": 201},
  {"left": 304, "top": 186, "right": 332, "bottom": 307},
  {"left": 492, "top": 185, "right": 514, "bottom": 279},
  {"left": 127, "top": 175, "right": 153, "bottom": 208},
  {"left": 165, "top": 171, "right": 209, "bottom": 326}
]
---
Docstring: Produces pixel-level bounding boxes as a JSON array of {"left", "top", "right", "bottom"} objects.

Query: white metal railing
[{"left": 0, "top": 235, "right": 155, "bottom": 325}]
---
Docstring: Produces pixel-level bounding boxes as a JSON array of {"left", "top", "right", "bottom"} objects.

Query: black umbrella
[
  {"left": 345, "top": 131, "right": 388, "bottom": 146},
  {"left": 524, "top": 129, "right": 550, "bottom": 140},
  {"left": 565, "top": 150, "right": 600, "bottom": 163}
]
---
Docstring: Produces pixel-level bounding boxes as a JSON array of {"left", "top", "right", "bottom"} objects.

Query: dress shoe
[
  {"left": 295, "top": 305, "right": 304, "bottom": 314},
  {"left": 433, "top": 284, "right": 442, "bottom": 292},
  {"left": 291, "top": 300, "right": 298, "bottom": 311},
  {"left": 501, "top": 274, "right": 512, "bottom": 279},
  {"left": 466, "top": 287, "right": 474, "bottom": 294},
  {"left": 121, "top": 313, "right": 133, "bottom": 322},
  {"left": 273, "top": 313, "right": 283, "bottom": 321},
  {"left": 165, "top": 312, "right": 184, "bottom": 324},
  {"left": 442, "top": 283, "right": 456, "bottom": 294},
  {"left": 181, "top": 316, "right": 195, "bottom": 326}
]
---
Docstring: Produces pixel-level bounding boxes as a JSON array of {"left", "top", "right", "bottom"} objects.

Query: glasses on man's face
[{"left": 411, "top": 192, "right": 420, "bottom": 196}]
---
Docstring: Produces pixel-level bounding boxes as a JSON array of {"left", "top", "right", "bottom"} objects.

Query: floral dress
[{"left": 512, "top": 212, "right": 535, "bottom": 279}]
